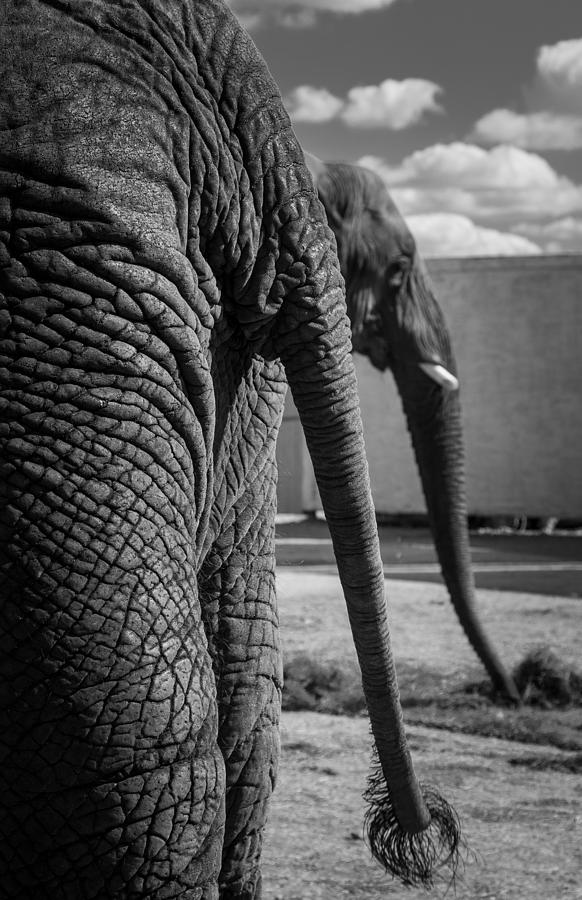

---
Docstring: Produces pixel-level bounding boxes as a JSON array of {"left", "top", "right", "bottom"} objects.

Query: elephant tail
[{"left": 363, "top": 750, "right": 465, "bottom": 887}]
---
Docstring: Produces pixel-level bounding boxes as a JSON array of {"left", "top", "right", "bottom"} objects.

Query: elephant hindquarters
[{"left": 0, "top": 364, "right": 227, "bottom": 897}]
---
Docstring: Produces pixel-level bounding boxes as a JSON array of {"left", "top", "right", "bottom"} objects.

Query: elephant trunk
[
  {"left": 393, "top": 364, "right": 521, "bottom": 704},
  {"left": 282, "top": 318, "right": 463, "bottom": 884}
]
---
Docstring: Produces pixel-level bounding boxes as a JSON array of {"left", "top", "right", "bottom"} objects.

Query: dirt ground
[{"left": 261, "top": 570, "right": 582, "bottom": 899}]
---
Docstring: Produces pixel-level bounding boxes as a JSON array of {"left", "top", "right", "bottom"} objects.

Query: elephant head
[
  {"left": 305, "top": 153, "right": 520, "bottom": 705},
  {"left": 0, "top": 3, "right": 462, "bottom": 895}
]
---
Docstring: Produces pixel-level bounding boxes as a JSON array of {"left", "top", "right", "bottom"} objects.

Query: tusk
[{"left": 419, "top": 363, "right": 459, "bottom": 392}]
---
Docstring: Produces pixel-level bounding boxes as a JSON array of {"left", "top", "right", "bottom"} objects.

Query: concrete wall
[
  {"left": 276, "top": 394, "right": 304, "bottom": 514},
  {"left": 276, "top": 255, "right": 582, "bottom": 519}
]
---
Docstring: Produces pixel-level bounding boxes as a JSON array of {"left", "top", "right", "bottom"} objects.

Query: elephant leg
[
  {"left": 200, "top": 464, "right": 281, "bottom": 900},
  {"left": 0, "top": 392, "right": 227, "bottom": 898}
]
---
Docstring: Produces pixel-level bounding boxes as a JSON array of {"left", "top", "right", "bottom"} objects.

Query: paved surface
[{"left": 275, "top": 516, "right": 582, "bottom": 597}]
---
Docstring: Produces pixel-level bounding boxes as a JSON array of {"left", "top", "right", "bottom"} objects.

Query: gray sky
[{"left": 227, "top": 0, "right": 582, "bottom": 256}]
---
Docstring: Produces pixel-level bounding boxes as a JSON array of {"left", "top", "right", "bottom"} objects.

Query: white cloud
[
  {"left": 356, "top": 144, "right": 582, "bottom": 253},
  {"left": 232, "top": 11, "right": 263, "bottom": 29},
  {"left": 358, "top": 144, "right": 582, "bottom": 225},
  {"left": 471, "top": 109, "right": 582, "bottom": 151},
  {"left": 405, "top": 213, "right": 542, "bottom": 258},
  {"left": 513, "top": 217, "right": 582, "bottom": 254},
  {"left": 278, "top": 10, "right": 317, "bottom": 26},
  {"left": 285, "top": 86, "right": 344, "bottom": 122},
  {"left": 537, "top": 39, "right": 582, "bottom": 111},
  {"left": 285, "top": 79, "right": 442, "bottom": 129},
  {"left": 359, "top": 143, "right": 558, "bottom": 190},
  {"left": 341, "top": 79, "right": 442, "bottom": 129},
  {"left": 471, "top": 38, "right": 582, "bottom": 150},
  {"left": 227, "top": 0, "right": 400, "bottom": 28}
]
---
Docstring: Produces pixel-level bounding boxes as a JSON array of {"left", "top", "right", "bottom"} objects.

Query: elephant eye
[{"left": 387, "top": 259, "right": 408, "bottom": 290}]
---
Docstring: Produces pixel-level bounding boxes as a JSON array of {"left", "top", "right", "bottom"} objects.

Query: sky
[{"left": 226, "top": 0, "right": 582, "bottom": 257}]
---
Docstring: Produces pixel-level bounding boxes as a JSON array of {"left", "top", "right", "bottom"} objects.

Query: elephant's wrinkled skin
[
  {"left": 0, "top": 3, "right": 460, "bottom": 898},
  {"left": 306, "top": 155, "right": 520, "bottom": 703}
]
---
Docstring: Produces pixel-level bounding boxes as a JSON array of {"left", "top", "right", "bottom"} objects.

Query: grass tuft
[
  {"left": 512, "top": 646, "right": 582, "bottom": 707},
  {"left": 282, "top": 655, "right": 366, "bottom": 715}
]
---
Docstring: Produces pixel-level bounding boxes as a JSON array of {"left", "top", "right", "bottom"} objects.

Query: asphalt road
[{"left": 275, "top": 516, "right": 582, "bottom": 598}]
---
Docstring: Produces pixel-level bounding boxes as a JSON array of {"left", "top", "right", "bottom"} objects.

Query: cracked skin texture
[{"left": 0, "top": 2, "right": 382, "bottom": 898}]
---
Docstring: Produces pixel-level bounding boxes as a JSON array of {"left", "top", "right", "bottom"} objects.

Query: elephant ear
[
  {"left": 304, "top": 157, "right": 397, "bottom": 369},
  {"left": 308, "top": 158, "right": 458, "bottom": 375},
  {"left": 304, "top": 157, "right": 369, "bottom": 297},
  {"left": 310, "top": 163, "right": 401, "bottom": 272}
]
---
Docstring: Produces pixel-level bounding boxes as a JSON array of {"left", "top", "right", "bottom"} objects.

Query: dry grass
[
  {"left": 282, "top": 647, "right": 582, "bottom": 752},
  {"left": 265, "top": 570, "right": 582, "bottom": 899},
  {"left": 283, "top": 655, "right": 365, "bottom": 715}
]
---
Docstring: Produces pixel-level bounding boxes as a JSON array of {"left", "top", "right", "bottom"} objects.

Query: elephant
[
  {"left": 304, "top": 153, "right": 520, "bottom": 705},
  {"left": 0, "top": 2, "right": 462, "bottom": 898}
]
